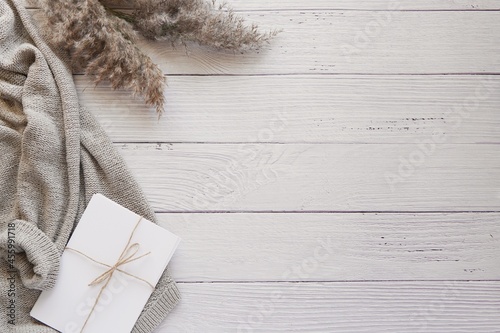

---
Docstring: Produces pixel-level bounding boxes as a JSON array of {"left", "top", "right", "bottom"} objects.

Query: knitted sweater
[{"left": 0, "top": 0, "right": 180, "bottom": 332}]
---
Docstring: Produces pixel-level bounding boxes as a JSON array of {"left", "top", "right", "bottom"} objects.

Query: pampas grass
[
  {"left": 35, "top": 0, "right": 276, "bottom": 115},
  {"left": 131, "top": 0, "right": 277, "bottom": 51}
]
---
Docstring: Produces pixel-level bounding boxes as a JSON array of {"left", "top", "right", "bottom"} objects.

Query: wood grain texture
[
  {"left": 79, "top": 75, "right": 500, "bottom": 143},
  {"left": 227, "top": 0, "right": 500, "bottom": 11},
  {"left": 118, "top": 143, "right": 500, "bottom": 212},
  {"left": 155, "top": 281, "right": 500, "bottom": 332},
  {"left": 22, "top": 0, "right": 500, "bottom": 10},
  {"left": 22, "top": 2, "right": 500, "bottom": 331},
  {"left": 25, "top": 9, "right": 500, "bottom": 75},
  {"left": 159, "top": 213, "right": 500, "bottom": 281},
  {"left": 137, "top": 11, "right": 500, "bottom": 75}
]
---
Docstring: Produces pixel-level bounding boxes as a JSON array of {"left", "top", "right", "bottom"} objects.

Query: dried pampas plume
[{"left": 35, "top": 0, "right": 277, "bottom": 115}]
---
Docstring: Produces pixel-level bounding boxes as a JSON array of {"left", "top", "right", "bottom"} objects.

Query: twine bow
[{"left": 65, "top": 216, "right": 154, "bottom": 332}]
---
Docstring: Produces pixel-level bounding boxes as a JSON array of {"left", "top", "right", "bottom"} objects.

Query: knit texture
[{"left": 0, "top": 0, "right": 180, "bottom": 332}]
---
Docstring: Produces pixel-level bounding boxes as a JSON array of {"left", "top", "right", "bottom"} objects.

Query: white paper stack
[{"left": 31, "top": 193, "right": 181, "bottom": 333}]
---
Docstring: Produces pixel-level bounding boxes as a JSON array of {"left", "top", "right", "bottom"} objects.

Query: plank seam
[
  {"left": 25, "top": 6, "right": 500, "bottom": 12},
  {"left": 75, "top": 73, "right": 500, "bottom": 77},
  {"left": 175, "top": 280, "right": 500, "bottom": 284},
  {"left": 153, "top": 210, "right": 500, "bottom": 214},
  {"left": 114, "top": 142, "right": 500, "bottom": 145}
]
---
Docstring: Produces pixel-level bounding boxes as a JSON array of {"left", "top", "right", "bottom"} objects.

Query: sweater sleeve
[
  {"left": 0, "top": 219, "right": 60, "bottom": 290},
  {"left": 131, "top": 269, "right": 181, "bottom": 333}
]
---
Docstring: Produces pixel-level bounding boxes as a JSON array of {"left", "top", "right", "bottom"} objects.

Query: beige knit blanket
[{"left": 0, "top": 0, "right": 180, "bottom": 331}]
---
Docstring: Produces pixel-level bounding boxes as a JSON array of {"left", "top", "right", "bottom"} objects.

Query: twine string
[{"left": 65, "top": 216, "right": 154, "bottom": 332}]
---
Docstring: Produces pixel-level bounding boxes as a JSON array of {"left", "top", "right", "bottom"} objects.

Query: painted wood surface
[
  {"left": 78, "top": 75, "right": 500, "bottom": 143},
  {"left": 22, "top": 2, "right": 500, "bottom": 331},
  {"left": 159, "top": 213, "right": 500, "bottom": 281},
  {"left": 27, "top": 10, "right": 500, "bottom": 75},
  {"left": 23, "top": 0, "right": 500, "bottom": 10},
  {"left": 26, "top": 10, "right": 500, "bottom": 74},
  {"left": 155, "top": 281, "right": 500, "bottom": 332},
  {"left": 136, "top": 11, "right": 500, "bottom": 75},
  {"left": 118, "top": 143, "right": 500, "bottom": 212},
  {"left": 227, "top": 0, "right": 500, "bottom": 11}
]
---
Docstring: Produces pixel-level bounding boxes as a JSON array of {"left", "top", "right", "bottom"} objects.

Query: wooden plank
[
  {"left": 78, "top": 75, "right": 500, "bottom": 143},
  {"left": 26, "top": 10, "right": 500, "bottom": 74},
  {"left": 118, "top": 143, "right": 500, "bottom": 212},
  {"left": 227, "top": 0, "right": 500, "bottom": 11},
  {"left": 156, "top": 281, "right": 500, "bottom": 332},
  {"left": 137, "top": 11, "right": 500, "bottom": 75},
  {"left": 23, "top": 0, "right": 500, "bottom": 11},
  {"left": 159, "top": 213, "right": 500, "bottom": 281}
]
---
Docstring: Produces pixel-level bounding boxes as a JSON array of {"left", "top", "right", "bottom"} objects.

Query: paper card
[{"left": 30, "top": 193, "right": 181, "bottom": 333}]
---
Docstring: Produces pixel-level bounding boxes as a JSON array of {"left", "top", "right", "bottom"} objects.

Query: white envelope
[{"left": 31, "top": 193, "right": 181, "bottom": 333}]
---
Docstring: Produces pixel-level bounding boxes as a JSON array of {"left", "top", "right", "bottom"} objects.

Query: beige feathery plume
[
  {"left": 130, "top": 0, "right": 278, "bottom": 51},
  {"left": 34, "top": 0, "right": 277, "bottom": 115},
  {"left": 37, "top": 0, "right": 166, "bottom": 114}
]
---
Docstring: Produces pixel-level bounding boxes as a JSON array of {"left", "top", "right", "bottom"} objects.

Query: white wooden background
[{"left": 30, "top": 0, "right": 500, "bottom": 332}]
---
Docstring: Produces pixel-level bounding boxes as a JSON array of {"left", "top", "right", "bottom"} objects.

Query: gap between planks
[{"left": 174, "top": 280, "right": 500, "bottom": 284}]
